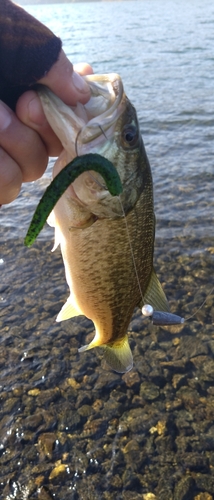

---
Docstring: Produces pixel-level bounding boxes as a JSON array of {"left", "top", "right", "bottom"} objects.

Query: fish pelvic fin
[
  {"left": 142, "top": 269, "right": 169, "bottom": 312},
  {"left": 103, "top": 335, "right": 133, "bottom": 373},
  {"left": 56, "top": 297, "right": 81, "bottom": 322}
]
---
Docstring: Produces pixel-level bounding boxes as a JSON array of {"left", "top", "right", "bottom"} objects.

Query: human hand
[{"left": 0, "top": 50, "right": 93, "bottom": 205}]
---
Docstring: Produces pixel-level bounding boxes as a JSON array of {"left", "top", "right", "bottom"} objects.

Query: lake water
[{"left": 1, "top": 0, "right": 214, "bottom": 498}]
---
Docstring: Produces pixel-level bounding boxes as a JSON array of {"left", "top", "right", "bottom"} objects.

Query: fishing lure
[
  {"left": 23, "top": 152, "right": 191, "bottom": 328},
  {"left": 24, "top": 153, "right": 123, "bottom": 247},
  {"left": 142, "top": 304, "right": 184, "bottom": 326}
]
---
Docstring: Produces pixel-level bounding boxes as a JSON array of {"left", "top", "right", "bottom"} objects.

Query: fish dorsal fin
[
  {"left": 56, "top": 298, "right": 81, "bottom": 322},
  {"left": 103, "top": 335, "right": 133, "bottom": 373},
  {"left": 143, "top": 269, "right": 169, "bottom": 312}
]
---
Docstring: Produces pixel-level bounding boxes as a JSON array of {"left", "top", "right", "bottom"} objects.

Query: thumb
[{"left": 38, "top": 50, "right": 91, "bottom": 106}]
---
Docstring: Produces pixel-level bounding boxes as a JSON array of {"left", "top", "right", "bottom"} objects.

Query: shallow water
[{"left": 1, "top": 0, "right": 214, "bottom": 498}]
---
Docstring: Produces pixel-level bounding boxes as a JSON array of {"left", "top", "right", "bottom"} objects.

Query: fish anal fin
[
  {"left": 78, "top": 335, "right": 102, "bottom": 353},
  {"left": 56, "top": 298, "right": 81, "bottom": 322},
  {"left": 143, "top": 269, "right": 169, "bottom": 312},
  {"left": 103, "top": 335, "right": 133, "bottom": 373}
]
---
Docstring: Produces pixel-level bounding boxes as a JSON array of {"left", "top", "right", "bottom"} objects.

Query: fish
[{"left": 38, "top": 73, "right": 169, "bottom": 373}]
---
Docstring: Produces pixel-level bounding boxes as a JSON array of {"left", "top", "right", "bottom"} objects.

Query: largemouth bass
[{"left": 38, "top": 73, "right": 169, "bottom": 373}]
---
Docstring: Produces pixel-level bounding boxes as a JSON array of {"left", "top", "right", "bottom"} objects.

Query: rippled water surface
[{"left": 1, "top": 0, "right": 214, "bottom": 498}]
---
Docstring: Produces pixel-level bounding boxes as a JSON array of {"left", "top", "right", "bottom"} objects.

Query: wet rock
[
  {"left": 37, "top": 486, "right": 53, "bottom": 500},
  {"left": 109, "top": 473, "right": 122, "bottom": 490},
  {"left": 181, "top": 453, "right": 209, "bottom": 473},
  {"left": 2, "top": 397, "right": 20, "bottom": 414},
  {"left": 194, "top": 494, "right": 213, "bottom": 500},
  {"left": 140, "top": 381, "right": 160, "bottom": 401},
  {"left": 122, "top": 494, "right": 144, "bottom": 500},
  {"left": 122, "top": 369, "right": 141, "bottom": 390},
  {"left": 38, "top": 432, "right": 56, "bottom": 459},
  {"left": 103, "top": 398, "right": 123, "bottom": 419},
  {"left": 122, "top": 469, "right": 142, "bottom": 490},
  {"left": 122, "top": 439, "right": 145, "bottom": 471},
  {"left": 28, "top": 388, "right": 41, "bottom": 397},
  {"left": 82, "top": 418, "right": 108, "bottom": 439},
  {"left": 195, "top": 474, "right": 214, "bottom": 494},
  {"left": 66, "top": 377, "right": 81, "bottom": 390},
  {"left": 201, "top": 360, "right": 214, "bottom": 381},
  {"left": 172, "top": 373, "right": 187, "bottom": 389},
  {"left": 165, "top": 398, "right": 183, "bottom": 412},
  {"left": 176, "top": 336, "right": 209, "bottom": 359},
  {"left": 155, "top": 434, "right": 176, "bottom": 454},
  {"left": 24, "top": 412, "right": 43, "bottom": 430},
  {"left": 76, "top": 392, "right": 92, "bottom": 408},
  {"left": 36, "top": 387, "right": 61, "bottom": 407},
  {"left": 176, "top": 386, "right": 200, "bottom": 408},
  {"left": 49, "top": 463, "right": 67, "bottom": 481},
  {"left": 93, "top": 370, "right": 121, "bottom": 391},
  {"left": 78, "top": 404, "right": 92, "bottom": 418},
  {"left": 174, "top": 475, "right": 195, "bottom": 500},
  {"left": 57, "top": 408, "right": 82, "bottom": 432},
  {"left": 149, "top": 368, "right": 166, "bottom": 388}
]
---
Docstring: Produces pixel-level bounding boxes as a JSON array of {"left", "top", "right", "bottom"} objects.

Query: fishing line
[
  {"left": 118, "top": 195, "right": 145, "bottom": 304},
  {"left": 117, "top": 195, "right": 213, "bottom": 327},
  {"left": 184, "top": 284, "right": 214, "bottom": 321}
]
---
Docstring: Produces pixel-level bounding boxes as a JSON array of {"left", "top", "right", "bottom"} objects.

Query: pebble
[
  {"left": 49, "top": 463, "right": 67, "bottom": 481},
  {"left": 1, "top": 236, "right": 214, "bottom": 498},
  {"left": 140, "top": 381, "right": 160, "bottom": 401}
]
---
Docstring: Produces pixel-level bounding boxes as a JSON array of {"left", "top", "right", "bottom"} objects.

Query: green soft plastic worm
[{"left": 24, "top": 153, "right": 123, "bottom": 247}]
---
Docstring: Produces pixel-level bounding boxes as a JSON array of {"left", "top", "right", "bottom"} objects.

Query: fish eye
[{"left": 122, "top": 124, "right": 138, "bottom": 148}]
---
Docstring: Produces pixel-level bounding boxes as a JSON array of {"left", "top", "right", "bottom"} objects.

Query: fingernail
[
  {"left": 0, "top": 101, "right": 11, "bottom": 130},
  {"left": 72, "top": 72, "right": 90, "bottom": 93},
  {"left": 28, "top": 97, "right": 44, "bottom": 125}
]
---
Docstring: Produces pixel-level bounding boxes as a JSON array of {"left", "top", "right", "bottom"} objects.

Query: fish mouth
[
  {"left": 38, "top": 73, "right": 125, "bottom": 158},
  {"left": 79, "top": 74, "right": 125, "bottom": 146},
  {"left": 38, "top": 74, "right": 127, "bottom": 216}
]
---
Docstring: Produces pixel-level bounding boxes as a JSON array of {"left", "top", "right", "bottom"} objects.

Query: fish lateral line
[{"left": 24, "top": 153, "right": 123, "bottom": 247}]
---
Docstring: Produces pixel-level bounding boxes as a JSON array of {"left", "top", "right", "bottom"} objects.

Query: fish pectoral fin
[
  {"left": 47, "top": 210, "right": 55, "bottom": 228},
  {"left": 142, "top": 269, "right": 169, "bottom": 312},
  {"left": 103, "top": 335, "right": 133, "bottom": 373},
  {"left": 56, "top": 298, "right": 81, "bottom": 322},
  {"left": 51, "top": 227, "right": 60, "bottom": 252}
]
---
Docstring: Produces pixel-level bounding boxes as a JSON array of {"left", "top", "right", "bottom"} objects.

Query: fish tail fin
[
  {"left": 79, "top": 334, "right": 133, "bottom": 373},
  {"left": 103, "top": 335, "right": 133, "bottom": 373}
]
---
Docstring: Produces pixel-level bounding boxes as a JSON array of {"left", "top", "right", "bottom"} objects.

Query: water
[{"left": 1, "top": 0, "right": 214, "bottom": 498}]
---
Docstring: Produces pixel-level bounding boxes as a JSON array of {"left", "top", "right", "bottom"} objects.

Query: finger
[
  {"left": 16, "top": 63, "right": 94, "bottom": 157},
  {"left": 73, "top": 63, "right": 94, "bottom": 77},
  {"left": 0, "top": 101, "right": 48, "bottom": 203},
  {"left": 39, "top": 50, "right": 91, "bottom": 106},
  {"left": 0, "top": 147, "right": 22, "bottom": 204},
  {"left": 16, "top": 91, "right": 62, "bottom": 157}
]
